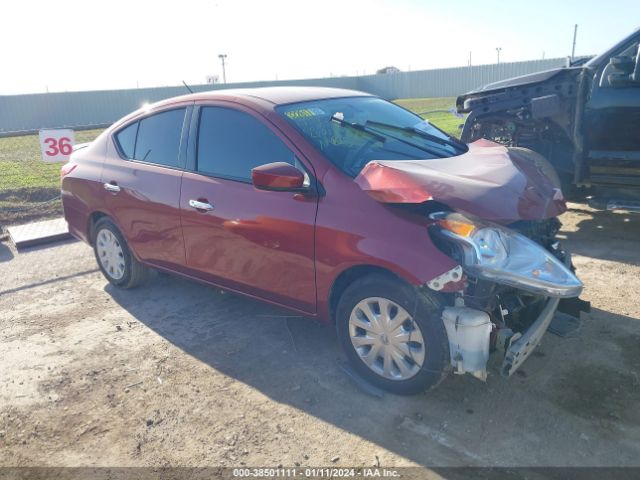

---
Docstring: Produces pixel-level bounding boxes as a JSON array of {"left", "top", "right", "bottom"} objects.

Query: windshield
[
  {"left": 276, "top": 97, "right": 466, "bottom": 177},
  {"left": 585, "top": 27, "right": 640, "bottom": 68}
]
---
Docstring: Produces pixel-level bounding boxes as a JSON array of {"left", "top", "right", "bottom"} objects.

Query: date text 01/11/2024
[{"left": 232, "top": 468, "right": 401, "bottom": 478}]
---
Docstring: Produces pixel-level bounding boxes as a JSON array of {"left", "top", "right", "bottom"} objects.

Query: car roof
[
  {"left": 237, "top": 86, "right": 371, "bottom": 104},
  {"left": 158, "top": 86, "right": 372, "bottom": 108},
  {"left": 110, "top": 86, "right": 375, "bottom": 131}
]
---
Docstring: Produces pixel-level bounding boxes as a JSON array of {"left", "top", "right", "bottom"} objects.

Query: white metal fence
[{"left": 0, "top": 58, "right": 570, "bottom": 136}]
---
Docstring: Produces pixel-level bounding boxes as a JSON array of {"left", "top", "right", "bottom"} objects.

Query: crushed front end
[
  {"left": 425, "top": 212, "right": 589, "bottom": 380},
  {"left": 353, "top": 139, "right": 590, "bottom": 380}
]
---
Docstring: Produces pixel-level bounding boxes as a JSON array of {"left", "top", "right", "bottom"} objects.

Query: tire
[
  {"left": 336, "top": 274, "right": 450, "bottom": 395},
  {"left": 93, "top": 217, "right": 149, "bottom": 289}
]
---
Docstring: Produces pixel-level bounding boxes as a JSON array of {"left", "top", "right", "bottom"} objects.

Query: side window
[
  {"left": 197, "top": 107, "right": 296, "bottom": 181},
  {"left": 115, "top": 122, "right": 138, "bottom": 159},
  {"left": 133, "top": 108, "right": 186, "bottom": 167}
]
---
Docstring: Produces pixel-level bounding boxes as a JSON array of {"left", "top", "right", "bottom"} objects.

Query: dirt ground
[{"left": 0, "top": 203, "right": 639, "bottom": 470}]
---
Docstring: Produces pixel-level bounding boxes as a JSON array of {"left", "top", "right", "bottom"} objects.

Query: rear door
[
  {"left": 180, "top": 104, "right": 318, "bottom": 313},
  {"left": 101, "top": 104, "right": 191, "bottom": 269}
]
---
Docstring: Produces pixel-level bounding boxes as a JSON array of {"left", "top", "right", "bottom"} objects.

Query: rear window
[{"left": 133, "top": 108, "right": 186, "bottom": 167}]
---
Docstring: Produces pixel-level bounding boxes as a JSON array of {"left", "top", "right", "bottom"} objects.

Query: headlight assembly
[{"left": 430, "top": 212, "right": 583, "bottom": 298}]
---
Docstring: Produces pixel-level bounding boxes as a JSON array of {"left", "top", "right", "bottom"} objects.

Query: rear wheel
[
  {"left": 336, "top": 274, "right": 450, "bottom": 395},
  {"left": 93, "top": 217, "right": 149, "bottom": 289}
]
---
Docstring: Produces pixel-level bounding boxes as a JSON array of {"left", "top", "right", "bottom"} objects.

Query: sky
[{"left": 1, "top": 0, "right": 638, "bottom": 95}]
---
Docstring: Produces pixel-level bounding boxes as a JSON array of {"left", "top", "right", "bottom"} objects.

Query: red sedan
[{"left": 62, "top": 87, "right": 585, "bottom": 394}]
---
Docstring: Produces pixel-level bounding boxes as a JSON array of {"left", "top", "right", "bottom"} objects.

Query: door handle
[
  {"left": 103, "top": 182, "right": 121, "bottom": 193},
  {"left": 189, "top": 199, "right": 214, "bottom": 211}
]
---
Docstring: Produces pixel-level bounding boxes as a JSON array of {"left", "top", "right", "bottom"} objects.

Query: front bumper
[{"left": 501, "top": 297, "right": 560, "bottom": 376}]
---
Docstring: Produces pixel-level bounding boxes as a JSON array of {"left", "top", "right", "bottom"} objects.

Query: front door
[
  {"left": 180, "top": 105, "right": 318, "bottom": 313},
  {"left": 101, "top": 105, "right": 190, "bottom": 268},
  {"left": 585, "top": 38, "right": 640, "bottom": 188}
]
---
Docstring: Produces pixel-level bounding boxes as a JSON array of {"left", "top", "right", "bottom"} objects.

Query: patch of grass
[
  {"left": 394, "top": 97, "right": 465, "bottom": 137},
  {"left": 0, "top": 129, "right": 103, "bottom": 225},
  {"left": 0, "top": 129, "right": 103, "bottom": 191}
]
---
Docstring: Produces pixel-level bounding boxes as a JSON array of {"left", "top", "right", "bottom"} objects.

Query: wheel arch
[
  {"left": 328, "top": 264, "right": 410, "bottom": 324},
  {"left": 87, "top": 211, "right": 110, "bottom": 246}
]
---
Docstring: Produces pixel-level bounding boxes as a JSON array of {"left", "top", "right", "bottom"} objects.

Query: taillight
[{"left": 61, "top": 162, "right": 78, "bottom": 180}]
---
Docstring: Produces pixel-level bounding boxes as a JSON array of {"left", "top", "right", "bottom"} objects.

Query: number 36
[{"left": 44, "top": 137, "right": 73, "bottom": 156}]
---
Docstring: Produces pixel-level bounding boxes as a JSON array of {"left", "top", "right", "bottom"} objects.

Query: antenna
[{"left": 182, "top": 80, "right": 194, "bottom": 94}]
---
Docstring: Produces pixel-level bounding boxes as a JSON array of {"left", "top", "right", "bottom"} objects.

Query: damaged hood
[
  {"left": 456, "top": 67, "right": 582, "bottom": 112},
  {"left": 464, "top": 67, "right": 567, "bottom": 95},
  {"left": 354, "top": 139, "right": 566, "bottom": 222}
]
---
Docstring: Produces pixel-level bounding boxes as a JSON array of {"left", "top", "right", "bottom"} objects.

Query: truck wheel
[
  {"left": 93, "top": 217, "right": 149, "bottom": 289},
  {"left": 336, "top": 274, "right": 450, "bottom": 395},
  {"left": 509, "top": 147, "right": 562, "bottom": 189}
]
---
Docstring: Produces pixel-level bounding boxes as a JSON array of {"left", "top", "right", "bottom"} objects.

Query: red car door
[
  {"left": 180, "top": 104, "right": 318, "bottom": 313},
  {"left": 101, "top": 105, "right": 191, "bottom": 269}
]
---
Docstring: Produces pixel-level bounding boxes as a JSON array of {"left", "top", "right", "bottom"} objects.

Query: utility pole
[
  {"left": 218, "top": 54, "right": 228, "bottom": 84},
  {"left": 496, "top": 47, "right": 502, "bottom": 64},
  {"left": 571, "top": 24, "right": 578, "bottom": 61},
  {"left": 469, "top": 51, "right": 472, "bottom": 66}
]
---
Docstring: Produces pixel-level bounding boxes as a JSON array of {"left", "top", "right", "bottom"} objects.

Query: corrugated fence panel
[
  {"left": 0, "top": 58, "right": 568, "bottom": 135},
  {"left": 358, "top": 58, "right": 568, "bottom": 99}
]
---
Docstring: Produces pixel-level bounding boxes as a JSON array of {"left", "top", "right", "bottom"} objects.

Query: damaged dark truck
[{"left": 457, "top": 28, "right": 640, "bottom": 211}]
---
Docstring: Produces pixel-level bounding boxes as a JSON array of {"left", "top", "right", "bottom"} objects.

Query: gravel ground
[{"left": 0, "top": 203, "right": 638, "bottom": 469}]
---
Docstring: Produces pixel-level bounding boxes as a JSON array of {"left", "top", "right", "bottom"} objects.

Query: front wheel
[{"left": 336, "top": 274, "right": 450, "bottom": 395}]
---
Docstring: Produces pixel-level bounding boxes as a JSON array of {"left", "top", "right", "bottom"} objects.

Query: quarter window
[
  {"left": 133, "top": 108, "right": 186, "bottom": 167},
  {"left": 197, "top": 107, "right": 296, "bottom": 181},
  {"left": 115, "top": 121, "right": 138, "bottom": 159}
]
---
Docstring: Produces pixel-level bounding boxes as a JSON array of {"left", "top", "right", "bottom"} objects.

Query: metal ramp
[{"left": 6, "top": 218, "right": 71, "bottom": 250}]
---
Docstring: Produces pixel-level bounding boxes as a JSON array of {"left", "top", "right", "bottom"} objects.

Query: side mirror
[{"left": 252, "top": 162, "right": 306, "bottom": 191}]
